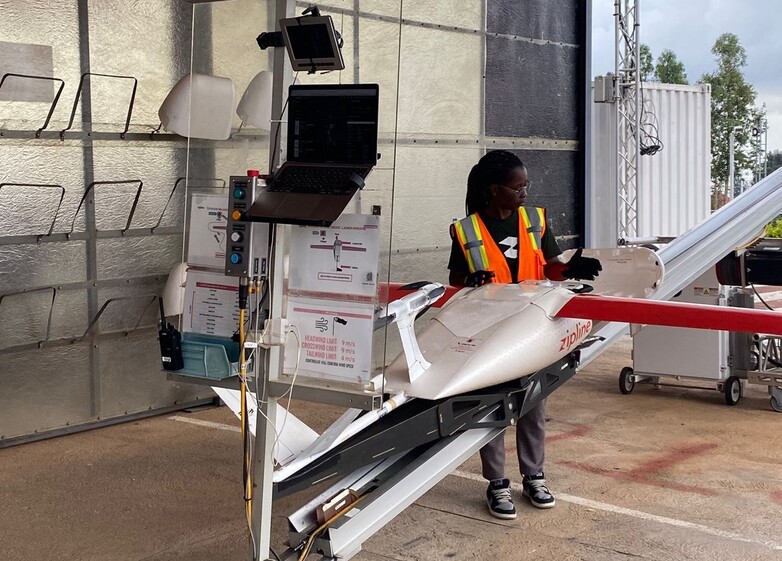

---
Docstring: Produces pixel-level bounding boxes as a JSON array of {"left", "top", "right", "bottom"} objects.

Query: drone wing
[{"left": 556, "top": 294, "right": 782, "bottom": 335}]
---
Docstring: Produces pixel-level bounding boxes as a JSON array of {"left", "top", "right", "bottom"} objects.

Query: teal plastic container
[{"left": 178, "top": 333, "right": 241, "bottom": 380}]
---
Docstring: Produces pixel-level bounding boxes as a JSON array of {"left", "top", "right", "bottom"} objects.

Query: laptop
[{"left": 247, "top": 83, "right": 379, "bottom": 226}]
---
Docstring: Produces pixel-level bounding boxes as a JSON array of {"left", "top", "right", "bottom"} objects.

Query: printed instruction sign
[
  {"left": 187, "top": 193, "right": 228, "bottom": 269},
  {"left": 183, "top": 270, "right": 239, "bottom": 338},
  {"left": 284, "top": 296, "right": 374, "bottom": 384},
  {"left": 288, "top": 214, "right": 380, "bottom": 298}
]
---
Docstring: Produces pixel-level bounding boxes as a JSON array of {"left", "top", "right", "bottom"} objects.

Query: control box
[{"left": 225, "top": 173, "right": 270, "bottom": 277}]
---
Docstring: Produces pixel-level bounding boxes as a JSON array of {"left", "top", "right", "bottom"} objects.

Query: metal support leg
[{"left": 251, "top": 396, "right": 278, "bottom": 559}]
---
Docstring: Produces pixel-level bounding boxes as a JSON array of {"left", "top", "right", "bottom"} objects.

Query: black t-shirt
[{"left": 447, "top": 209, "right": 562, "bottom": 283}]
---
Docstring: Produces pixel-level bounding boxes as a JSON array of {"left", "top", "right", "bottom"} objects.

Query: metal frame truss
[{"left": 615, "top": 0, "right": 641, "bottom": 239}]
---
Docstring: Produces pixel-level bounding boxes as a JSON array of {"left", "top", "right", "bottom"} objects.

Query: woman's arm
[
  {"left": 544, "top": 255, "right": 567, "bottom": 281},
  {"left": 450, "top": 270, "right": 469, "bottom": 287}
]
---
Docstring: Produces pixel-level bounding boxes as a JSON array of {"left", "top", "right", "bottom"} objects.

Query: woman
[{"left": 448, "top": 149, "right": 601, "bottom": 520}]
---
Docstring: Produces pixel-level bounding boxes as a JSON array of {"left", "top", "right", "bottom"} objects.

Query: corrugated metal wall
[
  {"left": 326, "top": 0, "right": 589, "bottom": 284},
  {"left": 0, "top": 0, "right": 272, "bottom": 444},
  {"left": 591, "top": 82, "right": 711, "bottom": 246},
  {"left": 1, "top": 0, "right": 589, "bottom": 443},
  {"left": 485, "top": 0, "right": 587, "bottom": 250}
]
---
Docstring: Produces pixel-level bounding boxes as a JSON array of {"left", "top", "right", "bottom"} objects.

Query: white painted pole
[{"left": 728, "top": 128, "right": 736, "bottom": 202}]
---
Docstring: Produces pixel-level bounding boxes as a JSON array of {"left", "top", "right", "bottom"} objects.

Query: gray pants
[{"left": 480, "top": 399, "right": 546, "bottom": 481}]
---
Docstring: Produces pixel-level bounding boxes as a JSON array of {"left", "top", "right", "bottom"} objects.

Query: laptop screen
[{"left": 286, "top": 84, "right": 379, "bottom": 165}]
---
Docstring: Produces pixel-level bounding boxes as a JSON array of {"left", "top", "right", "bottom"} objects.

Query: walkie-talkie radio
[{"left": 158, "top": 297, "right": 184, "bottom": 371}]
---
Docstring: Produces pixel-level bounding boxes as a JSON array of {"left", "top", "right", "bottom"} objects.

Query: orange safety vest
[{"left": 451, "top": 207, "right": 548, "bottom": 282}]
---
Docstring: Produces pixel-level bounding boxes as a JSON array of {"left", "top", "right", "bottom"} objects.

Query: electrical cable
[
  {"left": 638, "top": 82, "right": 663, "bottom": 156},
  {"left": 296, "top": 494, "right": 369, "bottom": 561},
  {"left": 270, "top": 324, "right": 301, "bottom": 463},
  {"left": 748, "top": 283, "right": 782, "bottom": 369},
  {"left": 238, "top": 303, "right": 256, "bottom": 556},
  {"left": 750, "top": 282, "right": 777, "bottom": 311},
  {"left": 232, "top": 284, "right": 267, "bottom": 340},
  {"left": 245, "top": 282, "right": 260, "bottom": 561}
]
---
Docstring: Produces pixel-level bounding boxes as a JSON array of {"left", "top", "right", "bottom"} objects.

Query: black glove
[
  {"left": 562, "top": 248, "right": 602, "bottom": 281},
  {"left": 464, "top": 270, "right": 495, "bottom": 287}
]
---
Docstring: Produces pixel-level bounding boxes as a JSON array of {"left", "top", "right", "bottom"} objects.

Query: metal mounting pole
[
  {"left": 249, "top": 2, "right": 295, "bottom": 560},
  {"left": 729, "top": 126, "right": 739, "bottom": 200}
]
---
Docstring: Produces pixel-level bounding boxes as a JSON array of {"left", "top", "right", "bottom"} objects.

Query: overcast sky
[{"left": 591, "top": 0, "right": 782, "bottom": 153}]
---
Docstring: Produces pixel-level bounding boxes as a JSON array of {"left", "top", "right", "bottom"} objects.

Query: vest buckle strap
[{"left": 464, "top": 240, "right": 483, "bottom": 249}]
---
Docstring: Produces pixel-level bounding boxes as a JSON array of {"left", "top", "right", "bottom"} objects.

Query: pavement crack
[
  {"left": 412, "top": 503, "right": 517, "bottom": 528},
  {"left": 360, "top": 548, "right": 411, "bottom": 560},
  {"left": 571, "top": 539, "right": 650, "bottom": 559}
]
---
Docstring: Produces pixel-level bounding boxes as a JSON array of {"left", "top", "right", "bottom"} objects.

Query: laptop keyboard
[{"left": 269, "top": 166, "right": 361, "bottom": 196}]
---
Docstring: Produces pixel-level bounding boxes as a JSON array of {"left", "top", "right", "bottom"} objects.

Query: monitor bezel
[{"left": 279, "top": 15, "right": 345, "bottom": 72}]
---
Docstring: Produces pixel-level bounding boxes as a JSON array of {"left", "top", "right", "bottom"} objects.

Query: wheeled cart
[
  {"left": 748, "top": 334, "right": 782, "bottom": 412},
  {"left": 619, "top": 268, "right": 753, "bottom": 406}
]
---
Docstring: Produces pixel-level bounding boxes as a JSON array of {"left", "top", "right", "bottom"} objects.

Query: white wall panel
[
  {"left": 210, "top": 0, "right": 273, "bottom": 129},
  {"left": 391, "top": 145, "right": 481, "bottom": 250},
  {"left": 0, "top": 346, "right": 92, "bottom": 440},
  {"left": 96, "top": 236, "right": 182, "bottom": 280},
  {"left": 0, "top": 1, "right": 82, "bottom": 128},
  {"left": 404, "top": 1, "right": 483, "bottom": 29},
  {"left": 358, "top": 18, "right": 403, "bottom": 139},
  {"left": 591, "top": 82, "right": 711, "bottom": 246},
  {"left": 396, "top": 26, "right": 482, "bottom": 135},
  {"left": 638, "top": 83, "right": 711, "bottom": 238},
  {"left": 0, "top": 242, "right": 87, "bottom": 292},
  {"left": 0, "top": 144, "right": 87, "bottom": 232}
]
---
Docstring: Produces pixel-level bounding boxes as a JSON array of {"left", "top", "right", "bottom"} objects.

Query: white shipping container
[{"left": 589, "top": 82, "right": 711, "bottom": 247}]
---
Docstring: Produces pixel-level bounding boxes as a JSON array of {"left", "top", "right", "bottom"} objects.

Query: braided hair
[{"left": 465, "top": 150, "right": 525, "bottom": 215}]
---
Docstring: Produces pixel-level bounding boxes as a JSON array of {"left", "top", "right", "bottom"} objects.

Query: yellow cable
[
  {"left": 736, "top": 233, "right": 764, "bottom": 251},
  {"left": 239, "top": 281, "right": 256, "bottom": 543},
  {"left": 297, "top": 495, "right": 368, "bottom": 561},
  {"left": 239, "top": 307, "right": 250, "bottom": 524}
]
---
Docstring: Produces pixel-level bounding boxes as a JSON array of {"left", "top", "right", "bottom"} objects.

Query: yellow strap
[
  {"left": 520, "top": 207, "right": 542, "bottom": 251},
  {"left": 470, "top": 215, "right": 490, "bottom": 269},
  {"left": 455, "top": 216, "right": 490, "bottom": 273},
  {"left": 453, "top": 221, "right": 476, "bottom": 272}
]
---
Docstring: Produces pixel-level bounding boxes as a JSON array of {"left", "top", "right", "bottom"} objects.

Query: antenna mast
[{"left": 615, "top": 0, "right": 641, "bottom": 239}]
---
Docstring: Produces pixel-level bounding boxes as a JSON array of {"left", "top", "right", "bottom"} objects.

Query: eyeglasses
[{"left": 498, "top": 181, "right": 532, "bottom": 195}]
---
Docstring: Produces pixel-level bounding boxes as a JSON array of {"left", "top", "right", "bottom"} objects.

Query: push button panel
[
  {"left": 225, "top": 177, "right": 253, "bottom": 276},
  {"left": 225, "top": 174, "right": 270, "bottom": 277}
]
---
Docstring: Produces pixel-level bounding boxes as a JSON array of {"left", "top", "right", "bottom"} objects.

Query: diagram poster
[
  {"left": 284, "top": 296, "right": 374, "bottom": 384},
  {"left": 288, "top": 214, "right": 380, "bottom": 298},
  {"left": 183, "top": 270, "right": 239, "bottom": 338},
  {"left": 187, "top": 193, "right": 227, "bottom": 269}
]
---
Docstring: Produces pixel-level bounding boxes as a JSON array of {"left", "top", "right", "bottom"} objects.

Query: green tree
[
  {"left": 762, "top": 151, "right": 781, "bottom": 237},
  {"left": 640, "top": 44, "right": 654, "bottom": 81},
  {"left": 766, "top": 217, "right": 782, "bottom": 238},
  {"left": 655, "top": 49, "right": 688, "bottom": 84},
  {"left": 699, "top": 33, "right": 757, "bottom": 198},
  {"left": 767, "top": 150, "right": 782, "bottom": 175}
]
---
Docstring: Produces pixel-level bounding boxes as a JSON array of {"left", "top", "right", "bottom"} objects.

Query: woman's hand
[
  {"left": 464, "top": 270, "right": 496, "bottom": 287},
  {"left": 562, "top": 248, "right": 602, "bottom": 281}
]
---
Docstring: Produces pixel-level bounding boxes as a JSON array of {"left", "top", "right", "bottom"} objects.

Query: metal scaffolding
[
  {"left": 752, "top": 105, "right": 769, "bottom": 185},
  {"left": 614, "top": 0, "right": 641, "bottom": 239}
]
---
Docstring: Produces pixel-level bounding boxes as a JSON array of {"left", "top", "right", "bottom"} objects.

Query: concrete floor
[{"left": 2, "top": 336, "right": 782, "bottom": 561}]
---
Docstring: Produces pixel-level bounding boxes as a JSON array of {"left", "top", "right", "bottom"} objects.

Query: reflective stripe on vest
[
  {"left": 517, "top": 207, "right": 547, "bottom": 280},
  {"left": 453, "top": 214, "right": 490, "bottom": 272},
  {"left": 521, "top": 207, "right": 544, "bottom": 251}
]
